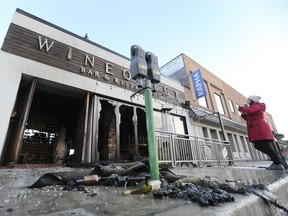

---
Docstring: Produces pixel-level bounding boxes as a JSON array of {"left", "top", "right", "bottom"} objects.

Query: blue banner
[{"left": 191, "top": 69, "right": 207, "bottom": 99}]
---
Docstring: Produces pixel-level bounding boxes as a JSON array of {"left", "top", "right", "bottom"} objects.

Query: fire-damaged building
[{"left": 0, "top": 9, "right": 283, "bottom": 167}]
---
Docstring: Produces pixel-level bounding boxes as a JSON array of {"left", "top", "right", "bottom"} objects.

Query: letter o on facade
[{"left": 123, "top": 70, "right": 131, "bottom": 80}]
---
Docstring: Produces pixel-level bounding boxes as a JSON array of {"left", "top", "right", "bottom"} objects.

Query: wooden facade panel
[
  {"left": 1, "top": 23, "right": 185, "bottom": 103},
  {"left": 2, "top": 24, "right": 127, "bottom": 80}
]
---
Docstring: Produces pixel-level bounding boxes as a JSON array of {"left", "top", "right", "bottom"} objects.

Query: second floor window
[
  {"left": 199, "top": 96, "right": 208, "bottom": 108},
  {"left": 228, "top": 100, "right": 235, "bottom": 113},
  {"left": 214, "top": 93, "right": 225, "bottom": 114},
  {"left": 236, "top": 104, "right": 242, "bottom": 116}
]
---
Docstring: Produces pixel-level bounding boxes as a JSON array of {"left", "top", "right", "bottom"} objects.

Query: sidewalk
[{"left": 0, "top": 161, "right": 287, "bottom": 216}]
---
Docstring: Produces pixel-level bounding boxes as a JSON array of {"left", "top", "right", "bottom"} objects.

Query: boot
[
  {"left": 280, "top": 155, "right": 288, "bottom": 170},
  {"left": 268, "top": 141, "right": 287, "bottom": 170}
]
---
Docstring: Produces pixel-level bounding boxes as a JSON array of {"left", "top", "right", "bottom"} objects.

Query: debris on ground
[
  {"left": 153, "top": 178, "right": 235, "bottom": 206},
  {"left": 123, "top": 179, "right": 161, "bottom": 196},
  {"left": 27, "top": 161, "right": 286, "bottom": 209}
]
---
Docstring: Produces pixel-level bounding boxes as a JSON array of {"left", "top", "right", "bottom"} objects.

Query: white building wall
[{"left": 0, "top": 52, "right": 22, "bottom": 156}]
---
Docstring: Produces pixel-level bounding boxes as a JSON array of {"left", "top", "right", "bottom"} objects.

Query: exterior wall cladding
[{"left": 0, "top": 8, "right": 282, "bottom": 165}]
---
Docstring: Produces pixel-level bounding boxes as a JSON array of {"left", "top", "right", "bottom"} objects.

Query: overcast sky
[{"left": 1, "top": 0, "right": 288, "bottom": 139}]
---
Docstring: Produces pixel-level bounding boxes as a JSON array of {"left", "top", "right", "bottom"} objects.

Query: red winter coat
[{"left": 239, "top": 102, "right": 274, "bottom": 142}]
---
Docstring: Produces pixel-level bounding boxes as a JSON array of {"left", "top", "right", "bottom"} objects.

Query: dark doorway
[
  {"left": 98, "top": 99, "right": 116, "bottom": 161},
  {"left": 20, "top": 91, "right": 81, "bottom": 164},
  {"left": 3, "top": 76, "right": 85, "bottom": 165},
  {"left": 119, "top": 106, "right": 148, "bottom": 160},
  {"left": 120, "top": 105, "right": 134, "bottom": 160},
  {"left": 97, "top": 99, "right": 148, "bottom": 162},
  {"left": 136, "top": 108, "right": 148, "bottom": 158}
]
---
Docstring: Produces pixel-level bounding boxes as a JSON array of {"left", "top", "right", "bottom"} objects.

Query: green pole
[{"left": 144, "top": 80, "right": 160, "bottom": 180}]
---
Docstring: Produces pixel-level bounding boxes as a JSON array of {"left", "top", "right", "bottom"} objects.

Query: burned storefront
[{"left": 0, "top": 9, "right": 187, "bottom": 166}]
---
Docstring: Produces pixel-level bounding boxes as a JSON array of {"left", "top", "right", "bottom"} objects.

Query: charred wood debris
[{"left": 28, "top": 160, "right": 288, "bottom": 211}]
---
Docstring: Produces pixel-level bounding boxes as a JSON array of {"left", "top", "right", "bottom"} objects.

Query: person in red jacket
[{"left": 238, "top": 95, "right": 288, "bottom": 170}]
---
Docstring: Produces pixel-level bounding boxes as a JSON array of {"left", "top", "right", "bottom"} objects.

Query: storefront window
[
  {"left": 171, "top": 115, "right": 186, "bottom": 134},
  {"left": 154, "top": 111, "right": 162, "bottom": 130},
  {"left": 210, "top": 129, "right": 218, "bottom": 140}
]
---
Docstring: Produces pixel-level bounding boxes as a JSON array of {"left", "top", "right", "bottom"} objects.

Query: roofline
[{"left": 15, "top": 8, "right": 130, "bottom": 61}]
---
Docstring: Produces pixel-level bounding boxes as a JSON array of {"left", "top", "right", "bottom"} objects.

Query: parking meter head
[
  {"left": 130, "top": 45, "right": 147, "bottom": 80},
  {"left": 145, "top": 51, "right": 161, "bottom": 84}
]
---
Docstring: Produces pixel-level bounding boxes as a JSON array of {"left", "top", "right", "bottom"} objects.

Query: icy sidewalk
[{"left": 0, "top": 161, "right": 287, "bottom": 216}]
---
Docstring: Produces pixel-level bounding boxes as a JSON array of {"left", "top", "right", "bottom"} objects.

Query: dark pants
[{"left": 253, "top": 140, "right": 283, "bottom": 164}]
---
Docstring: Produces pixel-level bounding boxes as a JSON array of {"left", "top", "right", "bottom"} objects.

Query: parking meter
[
  {"left": 145, "top": 52, "right": 161, "bottom": 84},
  {"left": 130, "top": 45, "right": 147, "bottom": 88}
]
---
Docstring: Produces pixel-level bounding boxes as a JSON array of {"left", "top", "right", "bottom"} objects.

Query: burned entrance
[
  {"left": 97, "top": 99, "right": 148, "bottom": 161},
  {"left": 2, "top": 76, "right": 86, "bottom": 165},
  {"left": 2, "top": 76, "right": 149, "bottom": 166},
  {"left": 22, "top": 90, "right": 81, "bottom": 164},
  {"left": 120, "top": 106, "right": 148, "bottom": 160}
]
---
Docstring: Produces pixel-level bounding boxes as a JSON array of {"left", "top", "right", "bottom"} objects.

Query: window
[
  {"left": 202, "top": 127, "right": 209, "bottom": 138},
  {"left": 198, "top": 96, "right": 208, "bottom": 108},
  {"left": 240, "top": 136, "right": 248, "bottom": 152},
  {"left": 210, "top": 129, "right": 218, "bottom": 140},
  {"left": 219, "top": 131, "right": 225, "bottom": 140},
  {"left": 171, "top": 115, "right": 186, "bottom": 134},
  {"left": 227, "top": 133, "right": 237, "bottom": 152},
  {"left": 214, "top": 93, "right": 225, "bottom": 114},
  {"left": 154, "top": 111, "right": 162, "bottom": 130},
  {"left": 228, "top": 100, "right": 235, "bottom": 113},
  {"left": 236, "top": 104, "right": 241, "bottom": 116}
]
